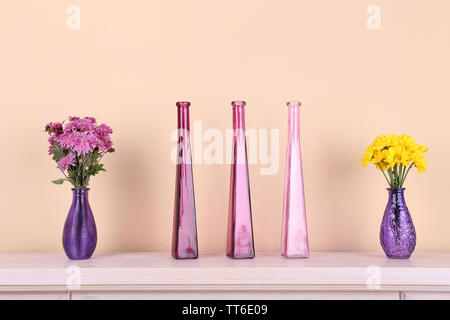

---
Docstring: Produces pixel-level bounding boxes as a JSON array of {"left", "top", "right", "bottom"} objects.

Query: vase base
[
  {"left": 282, "top": 253, "right": 309, "bottom": 259},
  {"left": 226, "top": 254, "right": 255, "bottom": 259},
  {"left": 66, "top": 256, "right": 93, "bottom": 260},
  {"left": 386, "top": 255, "right": 411, "bottom": 259},
  {"left": 172, "top": 255, "right": 198, "bottom": 260}
]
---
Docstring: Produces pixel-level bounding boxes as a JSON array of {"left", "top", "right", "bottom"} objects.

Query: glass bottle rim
[
  {"left": 286, "top": 101, "right": 301, "bottom": 107},
  {"left": 231, "top": 101, "right": 246, "bottom": 107},
  {"left": 176, "top": 101, "right": 191, "bottom": 108}
]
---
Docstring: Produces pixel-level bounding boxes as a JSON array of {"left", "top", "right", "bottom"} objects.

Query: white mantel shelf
[{"left": 0, "top": 252, "right": 450, "bottom": 300}]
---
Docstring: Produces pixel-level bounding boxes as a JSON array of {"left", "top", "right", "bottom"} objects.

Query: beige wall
[{"left": 1, "top": 1, "right": 449, "bottom": 253}]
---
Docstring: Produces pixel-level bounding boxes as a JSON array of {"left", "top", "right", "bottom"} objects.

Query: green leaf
[
  {"left": 51, "top": 143, "right": 66, "bottom": 162},
  {"left": 51, "top": 178, "right": 66, "bottom": 185},
  {"left": 87, "top": 163, "right": 106, "bottom": 177}
]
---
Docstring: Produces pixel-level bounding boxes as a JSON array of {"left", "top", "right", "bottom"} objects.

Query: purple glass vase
[
  {"left": 172, "top": 101, "right": 198, "bottom": 259},
  {"left": 226, "top": 101, "right": 255, "bottom": 259},
  {"left": 380, "top": 188, "right": 416, "bottom": 259},
  {"left": 63, "top": 188, "right": 97, "bottom": 260},
  {"left": 281, "top": 101, "right": 309, "bottom": 258}
]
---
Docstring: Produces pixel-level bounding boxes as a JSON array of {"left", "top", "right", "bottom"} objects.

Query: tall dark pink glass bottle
[
  {"left": 172, "top": 101, "right": 198, "bottom": 259},
  {"left": 227, "top": 101, "right": 255, "bottom": 259},
  {"left": 281, "top": 101, "right": 309, "bottom": 258}
]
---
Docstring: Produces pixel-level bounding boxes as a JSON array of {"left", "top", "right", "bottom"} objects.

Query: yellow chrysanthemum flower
[
  {"left": 412, "top": 152, "right": 427, "bottom": 173},
  {"left": 361, "top": 134, "right": 428, "bottom": 187},
  {"left": 361, "top": 148, "right": 373, "bottom": 166}
]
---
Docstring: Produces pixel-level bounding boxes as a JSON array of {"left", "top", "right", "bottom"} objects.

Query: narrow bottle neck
[
  {"left": 72, "top": 188, "right": 89, "bottom": 200},
  {"left": 287, "top": 103, "right": 300, "bottom": 137},
  {"left": 388, "top": 188, "right": 405, "bottom": 196},
  {"left": 387, "top": 188, "right": 406, "bottom": 204},
  {"left": 177, "top": 102, "right": 191, "bottom": 131},
  {"left": 232, "top": 102, "right": 246, "bottom": 131}
]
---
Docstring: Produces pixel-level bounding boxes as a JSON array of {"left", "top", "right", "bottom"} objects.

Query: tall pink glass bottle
[
  {"left": 281, "top": 101, "right": 309, "bottom": 258},
  {"left": 172, "top": 101, "right": 198, "bottom": 259},
  {"left": 227, "top": 101, "right": 255, "bottom": 259}
]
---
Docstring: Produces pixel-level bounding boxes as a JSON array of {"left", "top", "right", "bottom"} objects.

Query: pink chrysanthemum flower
[
  {"left": 45, "top": 122, "right": 64, "bottom": 135},
  {"left": 72, "top": 132, "right": 96, "bottom": 155},
  {"left": 54, "top": 117, "right": 114, "bottom": 154},
  {"left": 56, "top": 131, "right": 79, "bottom": 150},
  {"left": 57, "top": 153, "right": 75, "bottom": 171},
  {"left": 46, "top": 116, "right": 114, "bottom": 188},
  {"left": 94, "top": 124, "right": 114, "bottom": 152}
]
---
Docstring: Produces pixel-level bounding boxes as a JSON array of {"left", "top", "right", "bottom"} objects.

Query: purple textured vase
[
  {"left": 63, "top": 188, "right": 97, "bottom": 260},
  {"left": 281, "top": 101, "right": 309, "bottom": 258},
  {"left": 172, "top": 101, "right": 198, "bottom": 259},
  {"left": 380, "top": 188, "right": 416, "bottom": 259},
  {"left": 226, "top": 101, "right": 255, "bottom": 259}
]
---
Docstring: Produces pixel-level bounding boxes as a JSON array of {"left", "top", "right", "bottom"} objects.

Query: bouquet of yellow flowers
[{"left": 361, "top": 134, "right": 428, "bottom": 188}]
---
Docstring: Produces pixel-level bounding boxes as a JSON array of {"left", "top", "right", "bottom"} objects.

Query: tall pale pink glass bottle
[
  {"left": 227, "top": 101, "right": 255, "bottom": 259},
  {"left": 172, "top": 101, "right": 198, "bottom": 259},
  {"left": 281, "top": 101, "right": 309, "bottom": 258}
]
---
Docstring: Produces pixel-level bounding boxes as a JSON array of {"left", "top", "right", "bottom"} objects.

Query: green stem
[
  {"left": 61, "top": 170, "right": 69, "bottom": 180},
  {"left": 387, "top": 167, "right": 394, "bottom": 188},
  {"left": 393, "top": 164, "right": 403, "bottom": 188},
  {"left": 399, "top": 165, "right": 404, "bottom": 187},
  {"left": 393, "top": 164, "right": 398, "bottom": 187},
  {"left": 380, "top": 167, "right": 391, "bottom": 186},
  {"left": 400, "top": 164, "right": 413, "bottom": 187}
]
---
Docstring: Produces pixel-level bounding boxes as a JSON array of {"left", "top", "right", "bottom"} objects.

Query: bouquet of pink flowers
[{"left": 45, "top": 116, "right": 114, "bottom": 188}]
